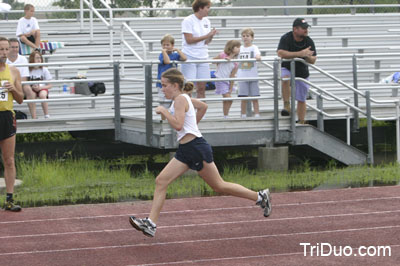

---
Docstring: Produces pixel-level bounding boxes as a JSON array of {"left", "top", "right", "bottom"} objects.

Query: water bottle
[
  {"left": 70, "top": 83, "right": 75, "bottom": 94},
  {"left": 62, "top": 84, "right": 69, "bottom": 94}
]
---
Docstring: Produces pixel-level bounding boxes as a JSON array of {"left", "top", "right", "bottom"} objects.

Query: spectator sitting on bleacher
[
  {"left": 16, "top": 4, "right": 41, "bottom": 53},
  {"left": 157, "top": 34, "right": 187, "bottom": 112},
  {"left": 6, "top": 38, "right": 32, "bottom": 112},
  {"left": 27, "top": 51, "right": 52, "bottom": 119}
]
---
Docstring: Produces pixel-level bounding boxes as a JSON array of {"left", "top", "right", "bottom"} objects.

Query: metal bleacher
[{"left": 2, "top": 4, "right": 400, "bottom": 165}]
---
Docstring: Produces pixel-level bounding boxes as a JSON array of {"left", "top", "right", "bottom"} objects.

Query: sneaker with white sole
[
  {"left": 256, "top": 189, "right": 271, "bottom": 217},
  {"left": 129, "top": 216, "right": 156, "bottom": 237},
  {"left": 4, "top": 200, "right": 22, "bottom": 212}
]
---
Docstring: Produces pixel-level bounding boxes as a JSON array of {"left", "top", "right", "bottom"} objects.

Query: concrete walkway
[{"left": 0, "top": 178, "right": 22, "bottom": 189}]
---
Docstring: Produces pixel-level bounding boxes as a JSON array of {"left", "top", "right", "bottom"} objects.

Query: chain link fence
[{"left": 3, "top": 0, "right": 400, "bottom": 19}]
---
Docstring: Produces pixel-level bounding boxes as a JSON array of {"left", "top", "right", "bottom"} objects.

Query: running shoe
[
  {"left": 129, "top": 216, "right": 156, "bottom": 237},
  {"left": 4, "top": 200, "right": 22, "bottom": 212},
  {"left": 281, "top": 109, "right": 290, "bottom": 116},
  {"left": 256, "top": 189, "right": 271, "bottom": 217}
]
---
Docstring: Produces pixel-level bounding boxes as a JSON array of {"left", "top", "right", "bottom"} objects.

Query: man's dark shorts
[
  {"left": 175, "top": 137, "right": 214, "bottom": 171},
  {"left": 0, "top": 111, "right": 16, "bottom": 141}
]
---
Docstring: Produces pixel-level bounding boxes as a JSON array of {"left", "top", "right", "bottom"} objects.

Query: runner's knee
[
  {"left": 211, "top": 181, "right": 226, "bottom": 194},
  {"left": 154, "top": 175, "right": 170, "bottom": 188},
  {"left": 2, "top": 156, "right": 15, "bottom": 169}
]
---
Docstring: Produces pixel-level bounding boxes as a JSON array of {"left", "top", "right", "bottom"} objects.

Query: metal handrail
[
  {"left": 299, "top": 78, "right": 366, "bottom": 115},
  {"left": 21, "top": 78, "right": 112, "bottom": 86},
  {"left": 279, "top": 57, "right": 400, "bottom": 164},
  {"left": 81, "top": 0, "right": 113, "bottom": 59},
  {"left": 304, "top": 59, "right": 398, "bottom": 105},
  {"left": 120, "top": 23, "right": 147, "bottom": 76},
  {"left": 120, "top": 23, "right": 146, "bottom": 61},
  {"left": 11, "top": 56, "right": 399, "bottom": 163},
  {"left": 22, "top": 95, "right": 113, "bottom": 104},
  {"left": 11, "top": 60, "right": 114, "bottom": 68}
]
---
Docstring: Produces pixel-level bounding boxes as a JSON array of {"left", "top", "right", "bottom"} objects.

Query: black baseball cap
[{"left": 293, "top": 18, "right": 310, "bottom": 29}]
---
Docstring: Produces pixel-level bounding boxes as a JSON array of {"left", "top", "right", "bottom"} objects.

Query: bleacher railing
[
  {"left": 11, "top": 53, "right": 400, "bottom": 164},
  {"left": 80, "top": 0, "right": 114, "bottom": 60},
  {"left": 13, "top": 60, "right": 114, "bottom": 110},
  {"left": 280, "top": 58, "right": 400, "bottom": 164},
  {"left": 119, "top": 23, "right": 147, "bottom": 77}
]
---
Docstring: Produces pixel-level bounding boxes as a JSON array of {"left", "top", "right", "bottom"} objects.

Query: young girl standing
[
  {"left": 213, "top": 40, "right": 241, "bottom": 119},
  {"left": 129, "top": 68, "right": 271, "bottom": 237}
]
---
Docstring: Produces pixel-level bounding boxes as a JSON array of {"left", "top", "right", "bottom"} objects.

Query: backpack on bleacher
[
  {"left": 88, "top": 82, "right": 106, "bottom": 96},
  {"left": 14, "top": 110, "right": 27, "bottom": 120},
  {"left": 205, "top": 71, "right": 216, "bottom": 91}
]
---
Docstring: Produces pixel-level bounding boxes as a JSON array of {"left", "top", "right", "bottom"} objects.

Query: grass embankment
[{"left": 10, "top": 155, "right": 400, "bottom": 208}]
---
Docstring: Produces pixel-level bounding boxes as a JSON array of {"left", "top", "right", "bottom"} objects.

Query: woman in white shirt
[
  {"left": 129, "top": 69, "right": 272, "bottom": 238},
  {"left": 27, "top": 51, "right": 52, "bottom": 119},
  {"left": 181, "top": 0, "right": 217, "bottom": 98}
]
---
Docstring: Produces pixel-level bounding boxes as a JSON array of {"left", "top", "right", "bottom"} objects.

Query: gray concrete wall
[{"left": 258, "top": 146, "right": 289, "bottom": 171}]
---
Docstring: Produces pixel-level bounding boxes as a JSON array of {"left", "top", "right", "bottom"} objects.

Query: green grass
[
  {"left": 7, "top": 156, "right": 400, "bottom": 208},
  {"left": 16, "top": 132, "right": 74, "bottom": 143}
]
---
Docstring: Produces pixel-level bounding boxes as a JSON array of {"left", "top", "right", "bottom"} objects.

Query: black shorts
[
  {"left": 0, "top": 111, "right": 16, "bottom": 141},
  {"left": 175, "top": 137, "right": 214, "bottom": 171},
  {"left": 21, "top": 35, "right": 36, "bottom": 45}
]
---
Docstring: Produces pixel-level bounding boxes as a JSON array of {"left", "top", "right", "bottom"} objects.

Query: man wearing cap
[{"left": 277, "top": 18, "right": 317, "bottom": 124}]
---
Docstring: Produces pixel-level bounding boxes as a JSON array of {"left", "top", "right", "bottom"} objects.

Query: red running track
[{"left": 0, "top": 185, "right": 399, "bottom": 266}]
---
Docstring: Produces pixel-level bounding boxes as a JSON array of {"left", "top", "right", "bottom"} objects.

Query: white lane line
[
  {"left": 1, "top": 196, "right": 400, "bottom": 225},
  {"left": 1, "top": 209, "right": 400, "bottom": 239},
  {"left": 126, "top": 244, "right": 400, "bottom": 266},
  {"left": 130, "top": 252, "right": 306, "bottom": 266},
  {"left": 1, "top": 225, "right": 400, "bottom": 256}
]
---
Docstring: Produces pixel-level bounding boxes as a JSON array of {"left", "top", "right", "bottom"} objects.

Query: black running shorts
[
  {"left": 0, "top": 111, "right": 16, "bottom": 141},
  {"left": 21, "top": 35, "right": 36, "bottom": 45},
  {"left": 175, "top": 137, "right": 214, "bottom": 171}
]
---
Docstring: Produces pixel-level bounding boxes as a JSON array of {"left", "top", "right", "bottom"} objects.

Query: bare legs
[
  {"left": 281, "top": 78, "right": 291, "bottom": 112},
  {"left": 198, "top": 162, "right": 258, "bottom": 201},
  {"left": 281, "top": 78, "right": 307, "bottom": 122},
  {"left": 148, "top": 159, "right": 257, "bottom": 223},
  {"left": 23, "top": 85, "right": 37, "bottom": 119},
  {"left": 0, "top": 135, "right": 16, "bottom": 194},
  {"left": 23, "top": 86, "right": 49, "bottom": 119},
  {"left": 297, "top": 101, "right": 306, "bottom": 123},
  {"left": 39, "top": 90, "right": 49, "bottom": 116},
  {"left": 222, "top": 93, "right": 233, "bottom": 116},
  {"left": 148, "top": 158, "right": 189, "bottom": 223},
  {"left": 196, "top": 82, "right": 206, "bottom": 98},
  {"left": 241, "top": 99, "right": 260, "bottom": 117},
  {"left": 20, "top": 30, "right": 41, "bottom": 50}
]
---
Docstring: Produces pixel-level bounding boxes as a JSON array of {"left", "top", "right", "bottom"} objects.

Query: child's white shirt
[
  {"left": 237, "top": 44, "right": 260, "bottom": 78},
  {"left": 16, "top": 17, "right": 40, "bottom": 37}
]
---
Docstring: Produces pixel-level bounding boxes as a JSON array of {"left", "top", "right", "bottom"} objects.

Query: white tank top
[{"left": 169, "top": 94, "right": 202, "bottom": 141}]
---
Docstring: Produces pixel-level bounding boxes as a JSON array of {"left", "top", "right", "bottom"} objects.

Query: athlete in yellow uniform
[{"left": 0, "top": 37, "right": 24, "bottom": 211}]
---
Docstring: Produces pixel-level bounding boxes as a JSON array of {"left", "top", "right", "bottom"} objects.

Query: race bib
[
  {"left": 239, "top": 52, "right": 254, "bottom": 70},
  {"left": 0, "top": 80, "right": 9, "bottom": 101},
  {"left": 0, "top": 90, "right": 8, "bottom": 102}
]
